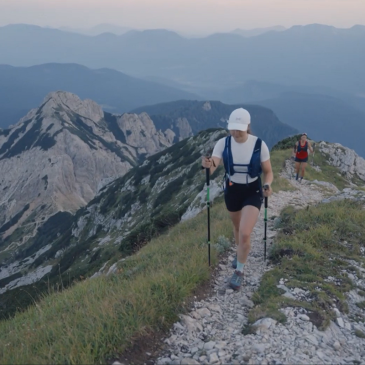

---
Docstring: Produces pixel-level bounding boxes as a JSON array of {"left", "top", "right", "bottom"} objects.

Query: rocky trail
[{"left": 154, "top": 170, "right": 365, "bottom": 364}]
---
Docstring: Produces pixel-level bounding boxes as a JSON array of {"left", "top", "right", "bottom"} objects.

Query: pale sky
[{"left": 0, "top": 0, "right": 364, "bottom": 34}]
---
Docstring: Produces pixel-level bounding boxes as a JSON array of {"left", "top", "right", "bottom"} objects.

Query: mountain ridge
[
  {"left": 131, "top": 100, "right": 298, "bottom": 148},
  {"left": 0, "top": 24, "right": 364, "bottom": 95},
  {"left": 0, "top": 91, "right": 173, "bottom": 245},
  {"left": 0, "top": 63, "right": 201, "bottom": 128}
]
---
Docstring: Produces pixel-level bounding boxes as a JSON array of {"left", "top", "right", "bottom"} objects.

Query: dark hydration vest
[
  {"left": 297, "top": 141, "right": 308, "bottom": 152},
  {"left": 222, "top": 136, "right": 263, "bottom": 196}
]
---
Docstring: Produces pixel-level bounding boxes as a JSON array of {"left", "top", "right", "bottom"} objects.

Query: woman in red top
[{"left": 293, "top": 133, "right": 313, "bottom": 182}]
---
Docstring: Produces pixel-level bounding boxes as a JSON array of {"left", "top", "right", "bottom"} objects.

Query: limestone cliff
[{"left": 0, "top": 91, "right": 172, "bottom": 240}]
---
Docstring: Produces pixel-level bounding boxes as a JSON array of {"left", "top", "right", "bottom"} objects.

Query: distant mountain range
[
  {"left": 0, "top": 63, "right": 200, "bottom": 128},
  {"left": 210, "top": 80, "right": 365, "bottom": 157},
  {"left": 1, "top": 23, "right": 364, "bottom": 96},
  {"left": 59, "top": 24, "right": 132, "bottom": 36},
  {"left": 58, "top": 24, "right": 286, "bottom": 38},
  {"left": 231, "top": 26, "right": 286, "bottom": 37},
  {"left": 258, "top": 93, "right": 365, "bottom": 158},
  {"left": 131, "top": 100, "right": 297, "bottom": 149},
  {"left": 1, "top": 61, "right": 364, "bottom": 156}
]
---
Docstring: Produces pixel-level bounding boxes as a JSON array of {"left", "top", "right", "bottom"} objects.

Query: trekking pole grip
[{"left": 265, "top": 196, "right": 268, "bottom": 208}]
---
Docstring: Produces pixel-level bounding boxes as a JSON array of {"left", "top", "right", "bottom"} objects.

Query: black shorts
[
  {"left": 224, "top": 179, "right": 262, "bottom": 212},
  {"left": 295, "top": 157, "right": 308, "bottom": 163}
]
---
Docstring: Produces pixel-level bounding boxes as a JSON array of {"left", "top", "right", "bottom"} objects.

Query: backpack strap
[
  {"left": 253, "top": 137, "right": 262, "bottom": 154},
  {"left": 223, "top": 136, "right": 233, "bottom": 178},
  {"left": 250, "top": 138, "right": 263, "bottom": 199},
  {"left": 249, "top": 138, "right": 262, "bottom": 176}
]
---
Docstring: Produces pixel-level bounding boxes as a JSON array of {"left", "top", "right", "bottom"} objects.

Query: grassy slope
[
  {"left": 270, "top": 148, "right": 296, "bottom": 192},
  {"left": 0, "top": 197, "right": 232, "bottom": 364},
  {"left": 247, "top": 200, "right": 365, "bottom": 331}
]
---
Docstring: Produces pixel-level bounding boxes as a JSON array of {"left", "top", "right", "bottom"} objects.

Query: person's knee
[{"left": 239, "top": 231, "right": 251, "bottom": 244}]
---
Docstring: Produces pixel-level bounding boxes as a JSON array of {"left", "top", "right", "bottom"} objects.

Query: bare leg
[
  {"left": 229, "top": 210, "right": 241, "bottom": 248},
  {"left": 301, "top": 162, "right": 307, "bottom": 178},
  {"left": 235, "top": 205, "right": 260, "bottom": 264},
  {"left": 295, "top": 162, "right": 301, "bottom": 175}
]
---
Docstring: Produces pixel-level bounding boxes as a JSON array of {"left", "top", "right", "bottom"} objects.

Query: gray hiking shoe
[
  {"left": 231, "top": 255, "right": 237, "bottom": 269},
  {"left": 229, "top": 270, "right": 244, "bottom": 291}
]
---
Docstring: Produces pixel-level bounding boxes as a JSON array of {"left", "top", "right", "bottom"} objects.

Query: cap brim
[{"left": 228, "top": 123, "right": 248, "bottom": 131}]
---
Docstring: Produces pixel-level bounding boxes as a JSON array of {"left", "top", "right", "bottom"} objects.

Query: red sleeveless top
[{"left": 296, "top": 141, "right": 308, "bottom": 159}]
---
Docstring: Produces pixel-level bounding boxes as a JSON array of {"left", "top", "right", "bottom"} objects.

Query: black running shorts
[
  {"left": 295, "top": 157, "right": 308, "bottom": 163},
  {"left": 224, "top": 179, "right": 262, "bottom": 212}
]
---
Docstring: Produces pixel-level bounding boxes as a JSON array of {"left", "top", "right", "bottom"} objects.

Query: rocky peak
[
  {"left": 40, "top": 91, "right": 104, "bottom": 123},
  {"left": 0, "top": 93, "right": 172, "bottom": 244},
  {"left": 202, "top": 101, "right": 212, "bottom": 111},
  {"left": 116, "top": 112, "right": 171, "bottom": 155},
  {"left": 319, "top": 141, "right": 365, "bottom": 181}
]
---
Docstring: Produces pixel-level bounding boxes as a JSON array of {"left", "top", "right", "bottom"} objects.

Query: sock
[
  {"left": 296, "top": 173, "right": 299, "bottom": 180},
  {"left": 236, "top": 261, "right": 245, "bottom": 273}
]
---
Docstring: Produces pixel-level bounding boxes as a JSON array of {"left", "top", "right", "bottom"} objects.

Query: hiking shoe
[
  {"left": 231, "top": 255, "right": 237, "bottom": 269},
  {"left": 229, "top": 270, "right": 244, "bottom": 291}
]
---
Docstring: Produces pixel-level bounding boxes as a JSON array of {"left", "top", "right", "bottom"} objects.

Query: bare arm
[
  {"left": 293, "top": 142, "right": 298, "bottom": 155},
  {"left": 262, "top": 159, "right": 274, "bottom": 197},
  {"left": 308, "top": 141, "right": 314, "bottom": 153}
]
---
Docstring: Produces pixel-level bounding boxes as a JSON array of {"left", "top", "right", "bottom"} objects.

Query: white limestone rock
[
  {"left": 319, "top": 141, "right": 365, "bottom": 181},
  {"left": 252, "top": 318, "right": 277, "bottom": 333}
]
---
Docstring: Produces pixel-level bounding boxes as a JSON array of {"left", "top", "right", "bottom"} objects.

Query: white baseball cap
[{"left": 227, "top": 108, "right": 251, "bottom": 131}]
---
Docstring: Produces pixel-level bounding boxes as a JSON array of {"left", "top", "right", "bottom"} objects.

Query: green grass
[
  {"left": 356, "top": 301, "right": 365, "bottom": 310},
  {"left": 270, "top": 149, "right": 296, "bottom": 192},
  {"left": 0, "top": 200, "right": 233, "bottom": 364},
  {"left": 245, "top": 200, "right": 365, "bottom": 331},
  {"left": 355, "top": 329, "right": 365, "bottom": 338},
  {"left": 302, "top": 150, "right": 350, "bottom": 190}
]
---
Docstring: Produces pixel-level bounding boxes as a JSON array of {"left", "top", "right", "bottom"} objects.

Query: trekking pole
[
  {"left": 263, "top": 185, "right": 269, "bottom": 261},
  {"left": 206, "top": 167, "right": 211, "bottom": 266}
]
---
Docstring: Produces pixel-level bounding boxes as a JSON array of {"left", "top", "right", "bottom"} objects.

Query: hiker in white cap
[{"left": 202, "top": 108, "right": 273, "bottom": 291}]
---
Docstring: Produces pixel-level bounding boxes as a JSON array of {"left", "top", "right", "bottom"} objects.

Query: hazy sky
[{"left": 0, "top": 0, "right": 364, "bottom": 34}]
